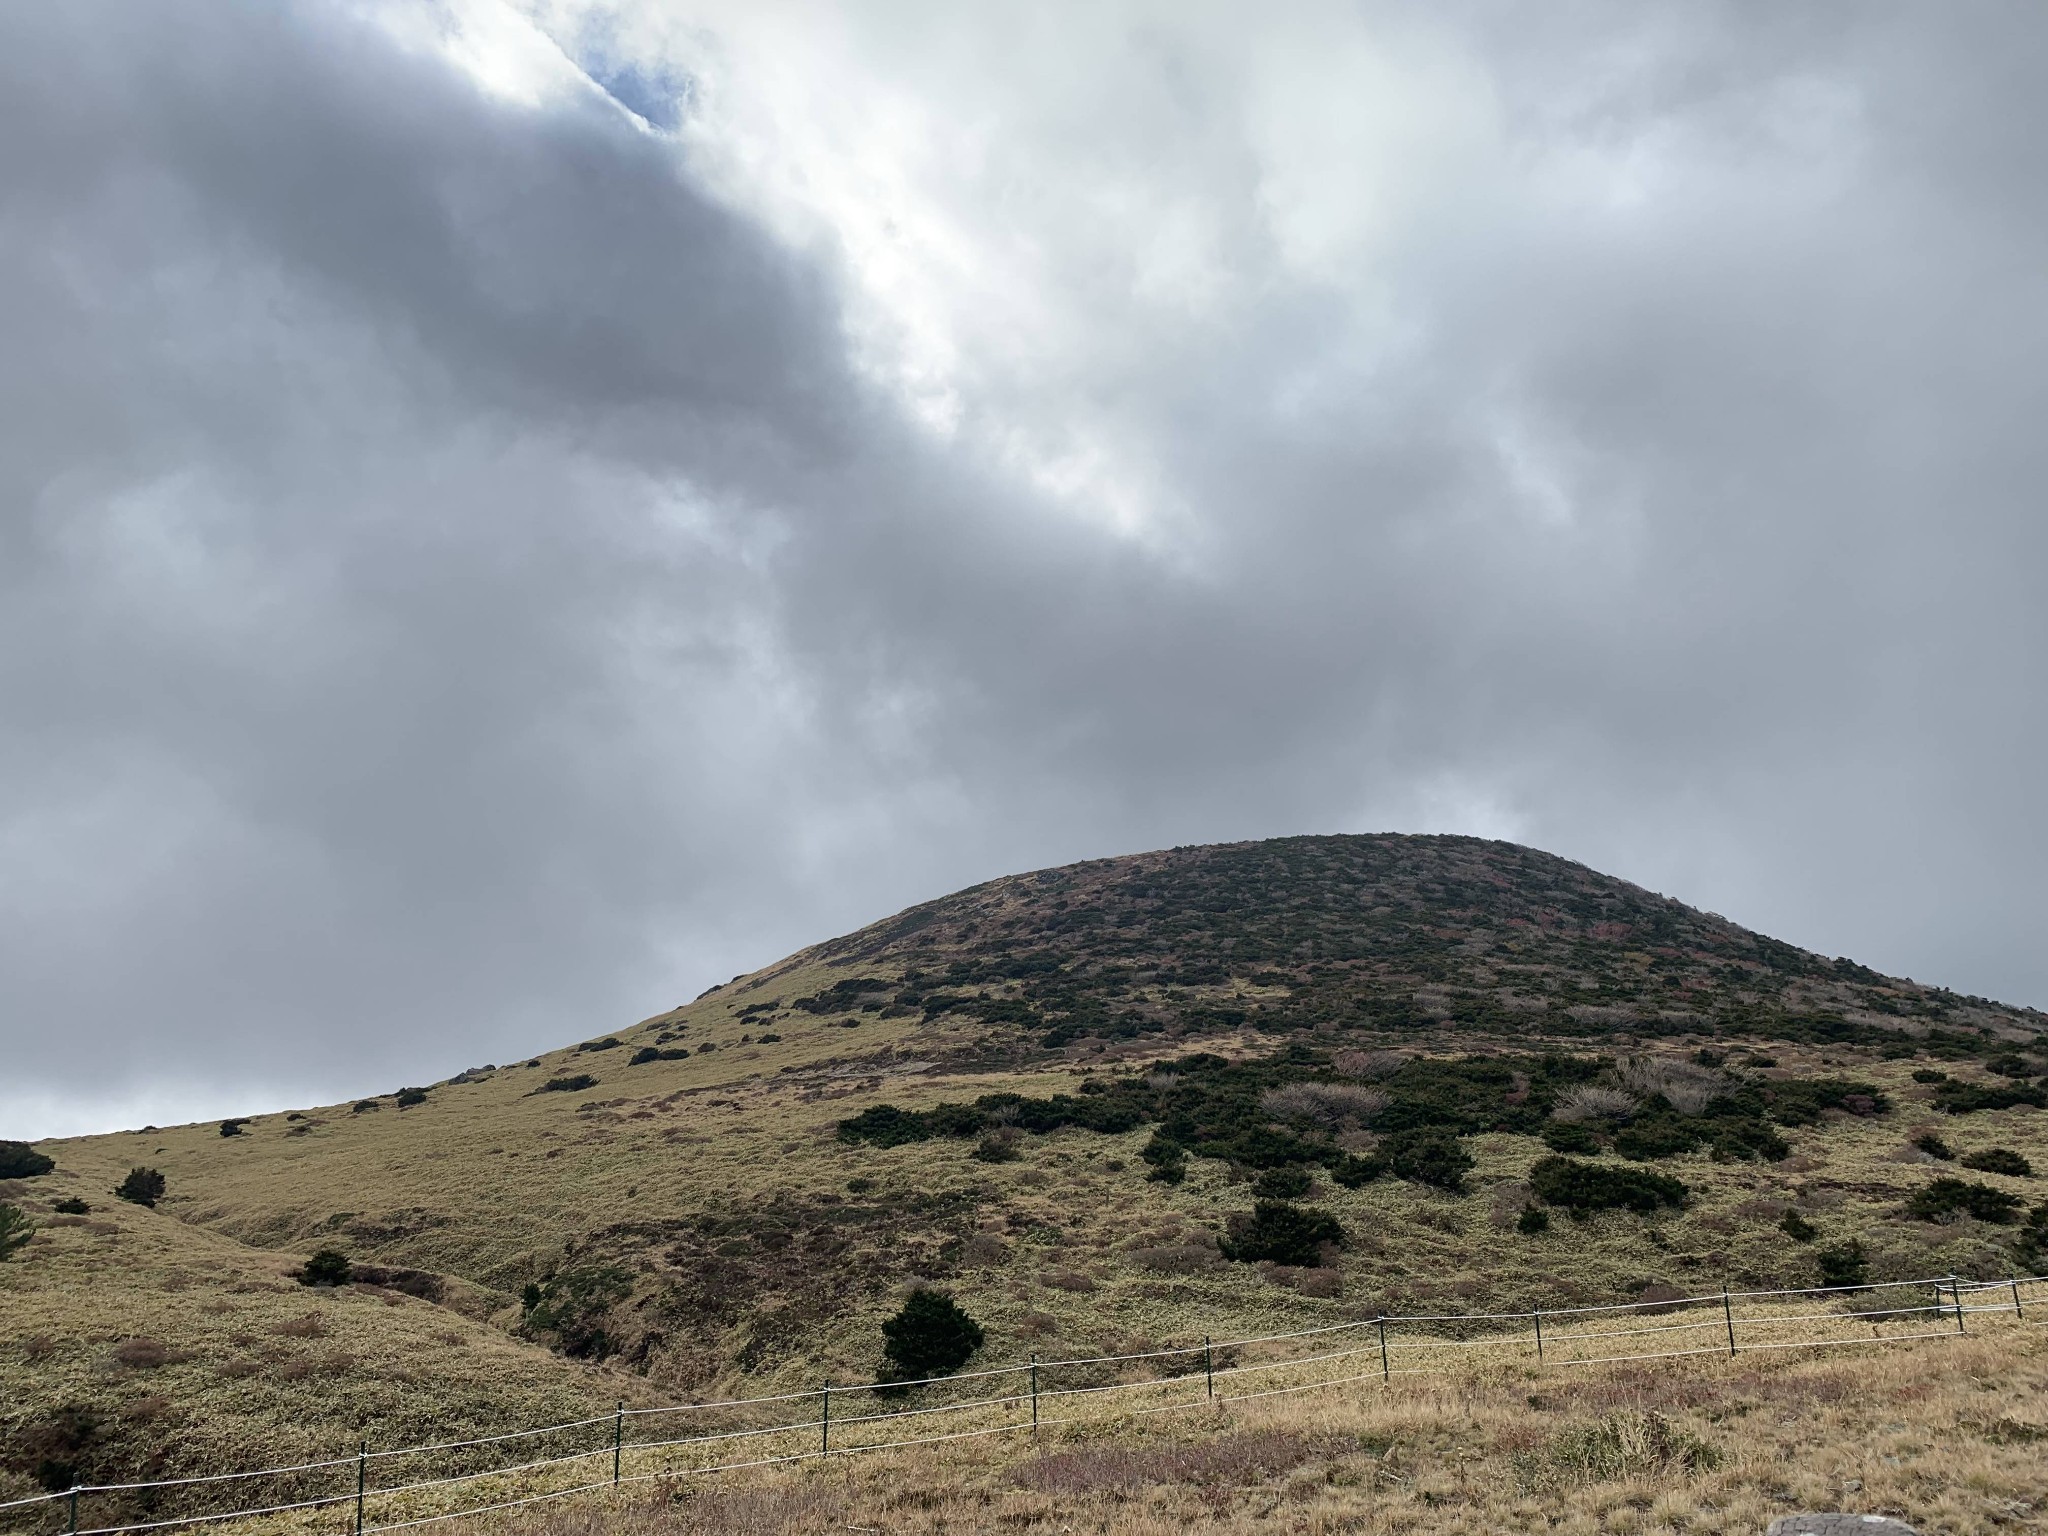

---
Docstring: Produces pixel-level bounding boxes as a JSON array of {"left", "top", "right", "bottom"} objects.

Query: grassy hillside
[{"left": 6, "top": 834, "right": 2047, "bottom": 1509}]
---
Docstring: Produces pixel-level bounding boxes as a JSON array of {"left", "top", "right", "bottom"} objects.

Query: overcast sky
[{"left": 4, "top": 2, "right": 2045, "bottom": 1137}]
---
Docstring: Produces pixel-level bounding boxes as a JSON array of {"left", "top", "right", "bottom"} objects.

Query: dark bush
[
  {"left": 880, "top": 1289, "right": 984, "bottom": 1383},
  {"left": 1383, "top": 1130, "right": 1474, "bottom": 1192},
  {"left": 1331, "top": 1153, "right": 1384, "bottom": 1188},
  {"left": 1764, "top": 1078, "right": 1890, "bottom": 1125},
  {"left": 394, "top": 1087, "right": 429, "bottom": 1109},
  {"left": 577, "top": 1038, "right": 623, "bottom": 1053},
  {"left": 299, "top": 1249, "right": 352, "bottom": 1286},
  {"left": 1912, "top": 1069, "right": 1949, "bottom": 1085},
  {"left": 1934, "top": 1081, "right": 2048, "bottom": 1114},
  {"left": 2015, "top": 1202, "right": 2048, "bottom": 1273},
  {"left": 114, "top": 1168, "right": 165, "bottom": 1208},
  {"left": 629, "top": 1046, "right": 690, "bottom": 1065},
  {"left": 1779, "top": 1210, "right": 1816, "bottom": 1242},
  {"left": 972, "top": 1132, "right": 1021, "bottom": 1164},
  {"left": 1911, "top": 1131, "right": 1954, "bottom": 1160},
  {"left": 52, "top": 1197, "right": 89, "bottom": 1215},
  {"left": 1220, "top": 1201, "right": 1345, "bottom": 1266},
  {"left": 1517, "top": 1205, "right": 1550, "bottom": 1235},
  {"left": 1541, "top": 1121, "right": 1601, "bottom": 1154},
  {"left": 1960, "top": 1148, "right": 2032, "bottom": 1177},
  {"left": 521, "top": 1282, "right": 543, "bottom": 1311},
  {"left": 218, "top": 1120, "right": 244, "bottom": 1138},
  {"left": 757, "top": 1033, "right": 782, "bottom": 1044},
  {"left": 1528, "top": 1156, "right": 1688, "bottom": 1215},
  {"left": 534, "top": 1074, "right": 597, "bottom": 1094},
  {"left": 1907, "top": 1177, "right": 2024, "bottom": 1224},
  {"left": 352, "top": 1100, "right": 380, "bottom": 1113},
  {"left": 1985, "top": 1053, "right": 2034, "bottom": 1078},
  {"left": 0, "top": 1203, "right": 35, "bottom": 1261},
  {"left": 1815, "top": 1239, "right": 1868, "bottom": 1289},
  {"left": 1252, "top": 1164, "right": 1312, "bottom": 1199},
  {"left": 0, "top": 1142, "right": 55, "bottom": 1179},
  {"left": 23, "top": 1405, "right": 98, "bottom": 1493},
  {"left": 525, "top": 1266, "right": 632, "bottom": 1358}
]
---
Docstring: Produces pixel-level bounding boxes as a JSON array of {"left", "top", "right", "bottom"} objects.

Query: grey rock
[{"left": 1765, "top": 1518, "right": 1916, "bottom": 1536}]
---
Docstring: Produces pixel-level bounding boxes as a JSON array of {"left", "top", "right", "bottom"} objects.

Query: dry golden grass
[
  {"left": 0, "top": 1172, "right": 647, "bottom": 1513},
  {"left": 433, "top": 1319, "right": 2048, "bottom": 1536}
]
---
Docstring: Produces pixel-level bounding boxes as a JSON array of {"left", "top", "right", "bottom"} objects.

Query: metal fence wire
[{"left": 3, "top": 1271, "right": 2039, "bottom": 1536}]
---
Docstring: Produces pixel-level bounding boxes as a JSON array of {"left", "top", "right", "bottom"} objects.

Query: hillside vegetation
[{"left": 6, "top": 834, "right": 2048, "bottom": 1519}]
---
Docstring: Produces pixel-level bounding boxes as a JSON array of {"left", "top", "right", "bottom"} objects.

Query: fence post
[
  {"left": 1377, "top": 1315, "right": 1389, "bottom": 1383},
  {"left": 1951, "top": 1276, "right": 1966, "bottom": 1334},
  {"left": 613, "top": 1401, "right": 622, "bottom": 1485},
  {"left": 820, "top": 1383, "right": 830, "bottom": 1457},
  {"left": 67, "top": 1487, "right": 77, "bottom": 1536},
  {"left": 1029, "top": 1355, "right": 1039, "bottom": 1439},
  {"left": 2013, "top": 1276, "right": 2026, "bottom": 1321},
  {"left": 1532, "top": 1311, "right": 1544, "bottom": 1365},
  {"left": 1204, "top": 1336, "right": 1214, "bottom": 1400},
  {"left": 354, "top": 1441, "right": 366, "bottom": 1536},
  {"left": 1721, "top": 1285, "right": 1736, "bottom": 1357}
]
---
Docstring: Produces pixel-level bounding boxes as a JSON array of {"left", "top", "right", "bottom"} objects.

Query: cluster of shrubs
[
  {"left": 532, "top": 1073, "right": 598, "bottom": 1095},
  {"left": 1907, "top": 1177, "right": 2025, "bottom": 1225},
  {"left": 0, "top": 1141, "right": 55, "bottom": 1178},
  {"left": 629, "top": 1045, "right": 692, "bottom": 1065},
  {"left": 1526, "top": 1156, "right": 1688, "bottom": 1215}
]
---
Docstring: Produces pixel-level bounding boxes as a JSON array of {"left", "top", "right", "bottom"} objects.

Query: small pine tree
[
  {"left": 300, "top": 1249, "right": 352, "bottom": 1286},
  {"left": 1517, "top": 1205, "right": 1550, "bottom": 1235},
  {"left": 0, "top": 1203, "right": 35, "bottom": 1262},
  {"left": 1815, "top": 1239, "right": 1868, "bottom": 1289},
  {"left": 115, "top": 1168, "right": 166, "bottom": 1208},
  {"left": 1779, "top": 1209, "right": 1816, "bottom": 1242},
  {"left": 880, "top": 1289, "right": 984, "bottom": 1384}
]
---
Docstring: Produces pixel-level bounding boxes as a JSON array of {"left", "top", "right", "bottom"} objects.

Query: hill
[{"left": 6, "top": 834, "right": 2047, "bottom": 1514}]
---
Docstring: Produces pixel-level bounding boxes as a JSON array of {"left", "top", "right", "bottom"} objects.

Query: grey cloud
[{"left": 3, "top": 1, "right": 2047, "bottom": 1134}]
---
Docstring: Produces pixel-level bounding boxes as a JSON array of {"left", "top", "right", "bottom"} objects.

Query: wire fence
[{"left": 5, "top": 1270, "right": 2041, "bottom": 1536}]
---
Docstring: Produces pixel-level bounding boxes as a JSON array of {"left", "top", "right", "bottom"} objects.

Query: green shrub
[
  {"left": 629, "top": 1045, "right": 690, "bottom": 1065},
  {"left": 1764, "top": 1078, "right": 1890, "bottom": 1125},
  {"left": 218, "top": 1120, "right": 244, "bottom": 1137},
  {"left": 1541, "top": 1121, "right": 1601, "bottom": 1154},
  {"left": 1528, "top": 1156, "right": 1688, "bottom": 1215},
  {"left": 1331, "top": 1153, "right": 1384, "bottom": 1188},
  {"left": 521, "top": 1282, "right": 543, "bottom": 1311},
  {"left": 971, "top": 1132, "right": 1020, "bottom": 1164},
  {"left": 1985, "top": 1053, "right": 2034, "bottom": 1078},
  {"left": 880, "top": 1289, "right": 984, "bottom": 1383},
  {"left": 1220, "top": 1201, "right": 1345, "bottom": 1266},
  {"left": 1252, "top": 1164, "right": 1312, "bottom": 1199},
  {"left": 576, "top": 1038, "right": 623, "bottom": 1053},
  {"left": 534, "top": 1074, "right": 597, "bottom": 1094},
  {"left": 1935, "top": 1081, "right": 2048, "bottom": 1114},
  {"left": 1779, "top": 1210, "right": 1816, "bottom": 1242},
  {"left": 299, "top": 1249, "right": 352, "bottom": 1286},
  {"left": 394, "top": 1087, "right": 429, "bottom": 1108},
  {"left": 1517, "top": 1205, "right": 1550, "bottom": 1235},
  {"left": 52, "top": 1197, "right": 89, "bottom": 1215},
  {"left": 114, "top": 1168, "right": 165, "bottom": 1208},
  {"left": 0, "top": 1203, "right": 35, "bottom": 1261},
  {"left": 0, "top": 1142, "right": 55, "bottom": 1179},
  {"left": 524, "top": 1266, "right": 633, "bottom": 1358},
  {"left": 1814, "top": 1239, "right": 1868, "bottom": 1288},
  {"left": 1911, "top": 1131, "right": 1954, "bottom": 1160},
  {"left": 1960, "top": 1148, "right": 2032, "bottom": 1177},
  {"left": 2014, "top": 1202, "right": 2048, "bottom": 1273},
  {"left": 1912, "top": 1069, "right": 1949, "bottom": 1085},
  {"left": 1907, "top": 1177, "right": 2024, "bottom": 1224},
  {"left": 1383, "top": 1130, "right": 1473, "bottom": 1192}
]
